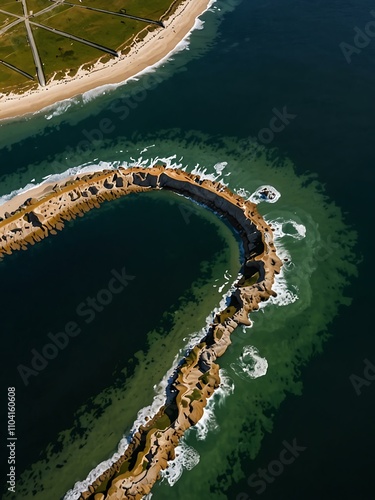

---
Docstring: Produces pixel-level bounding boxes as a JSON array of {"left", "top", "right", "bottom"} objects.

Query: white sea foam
[
  {"left": 182, "top": 274, "right": 241, "bottom": 353},
  {"left": 230, "top": 346, "right": 268, "bottom": 380},
  {"left": 160, "top": 442, "right": 200, "bottom": 486},
  {"left": 266, "top": 245, "right": 299, "bottom": 308},
  {"left": 1, "top": 160, "right": 302, "bottom": 319},
  {"left": 139, "top": 144, "right": 156, "bottom": 154},
  {"left": 44, "top": 99, "right": 79, "bottom": 120},
  {"left": 2, "top": 155, "right": 304, "bottom": 498},
  {"left": 264, "top": 215, "right": 307, "bottom": 308},
  {"left": 63, "top": 273, "right": 239, "bottom": 500},
  {"left": 0, "top": 161, "right": 119, "bottom": 208},
  {"left": 160, "top": 369, "right": 234, "bottom": 486},
  {"left": 249, "top": 185, "right": 281, "bottom": 204},
  {"left": 0, "top": 183, "right": 40, "bottom": 208},
  {"left": 63, "top": 351, "right": 181, "bottom": 500},
  {"left": 207, "top": 190, "right": 306, "bottom": 320},
  {"left": 41, "top": 0, "right": 217, "bottom": 120},
  {"left": 215, "top": 269, "right": 232, "bottom": 293},
  {"left": 193, "top": 369, "right": 235, "bottom": 440},
  {"left": 235, "top": 187, "right": 252, "bottom": 199},
  {"left": 219, "top": 183, "right": 303, "bottom": 312},
  {"left": 265, "top": 255, "right": 298, "bottom": 307},
  {"left": 0, "top": 146, "right": 231, "bottom": 209},
  {"left": 82, "top": 86, "right": 111, "bottom": 104},
  {"left": 191, "top": 161, "right": 229, "bottom": 183},
  {"left": 213, "top": 161, "right": 228, "bottom": 176},
  {"left": 269, "top": 217, "right": 306, "bottom": 240}
]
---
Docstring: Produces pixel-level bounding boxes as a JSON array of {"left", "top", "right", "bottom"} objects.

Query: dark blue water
[
  {"left": 0, "top": 191, "right": 230, "bottom": 477},
  {"left": 0, "top": 0, "right": 374, "bottom": 498}
]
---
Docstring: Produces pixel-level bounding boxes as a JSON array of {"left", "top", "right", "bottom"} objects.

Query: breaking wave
[{"left": 230, "top": 346, "right": 268, "bottom": 380}]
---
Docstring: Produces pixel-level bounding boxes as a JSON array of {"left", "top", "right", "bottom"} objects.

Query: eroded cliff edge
[{"left": 0, "top": 166, "right": 282, "bottom": 499}]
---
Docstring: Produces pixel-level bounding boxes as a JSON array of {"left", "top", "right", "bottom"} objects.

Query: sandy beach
[
  {"left": 0, "top": 0, "right": 212, "bottom": 122},
  {"left": 0, "top": 165, "right": 282, "bottom": 498}
]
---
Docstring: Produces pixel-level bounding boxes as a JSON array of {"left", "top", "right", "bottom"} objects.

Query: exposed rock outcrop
[{"left": 0, "top": 166, "right": 282, "bottom": 499}]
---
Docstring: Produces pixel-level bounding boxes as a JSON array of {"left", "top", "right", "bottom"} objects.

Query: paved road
[
  {"left": 0, "top": 1, "right": 63, "bottom": 49},
  {"left": 0, "top": 17, "right": 23, "bottom": 35},
  {"left": 0, "top": 59, "right": 35, "bottom": 80},
  {"left": 31, "top": 21, "right": 119, "bottom": 57},
  {"left": 21, "top": 0, "right": 46, "bottom": 86},
  {"left": 0, "top": 9, "right": 23, "bottom": 19},
  {"left": 1, "top": 0, "right": 156, "bottom": 88},
  {"left": 33, "top": 0, "right": 65, "bottom": 19},
  {"left": 57, "top": 1, "right": 165, "bottom": 27}
]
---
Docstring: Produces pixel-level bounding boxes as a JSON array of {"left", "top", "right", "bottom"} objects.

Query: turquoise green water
[
  {"left": 1, "top": 131, "right": 357, "bottom": 499},
  {"left": 1, "top": 0, "right": 371, "bottom": 498}
]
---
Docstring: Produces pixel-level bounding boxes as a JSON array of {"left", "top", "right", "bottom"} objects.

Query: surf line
[{"left": 0, "top": 165, "right": 282, "bottom": 499}]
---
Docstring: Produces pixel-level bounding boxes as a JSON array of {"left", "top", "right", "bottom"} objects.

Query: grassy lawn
[
  {"left": 27, "top": 0, "right": 49, "bottom": 14},
  {"left": 32, "top": 27, "right": 104, "bottom": 77},
  {"left": 1, "top": 1, "right": 24, "bottom": 16},
  {"left": 0, "top": 23, "right": 37, "bottom": 92},
  {"left": 0, "top": 12, "right": 15, "bottom": 29},
  {"left": 83, "top": 0, "right": 177, "bottom": 20},
  {"left": 38, "top": 7, "right": 145, "bottom": 51},
  {"left": 0, "top": 0, "right": 179, "bottom": 94}
]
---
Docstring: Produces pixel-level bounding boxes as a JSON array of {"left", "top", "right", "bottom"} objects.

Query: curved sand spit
[
  {"left": 0, "top": 166, "right": 282, "bottom": 499},
  {"left": 0, "top": 0, "right": 212, "bottom": 121}
]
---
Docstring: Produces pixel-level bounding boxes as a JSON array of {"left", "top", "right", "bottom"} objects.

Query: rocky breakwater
[
  {"left": 0, "top": 168, "right": 151, "bottom": 260},
  {"left": 0, "top": 166, "right": 282, "bottom": 499}
]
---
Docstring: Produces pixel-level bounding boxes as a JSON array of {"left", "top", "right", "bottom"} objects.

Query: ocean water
[{"left": 0, "top": 0, "right": 373, "bottom": 499}]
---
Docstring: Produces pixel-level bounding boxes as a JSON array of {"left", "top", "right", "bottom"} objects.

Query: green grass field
[
  {"left": 1, "top": 1, "right": 23, "bottom": 16},
  {"left": 0, "top": 0, "right": 179, "bottom": 94}
]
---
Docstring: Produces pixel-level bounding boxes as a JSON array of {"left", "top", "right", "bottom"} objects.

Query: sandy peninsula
[
  {"left": 0, "top": 0, "right": 212, "bottom": 122},
  {"left": 0, "top": 166, "right": 282, "bottom": 499}
]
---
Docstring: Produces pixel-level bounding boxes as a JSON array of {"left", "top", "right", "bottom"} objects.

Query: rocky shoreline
[{"left": 0, "top": 166, "right": 282, "bottom": 499}]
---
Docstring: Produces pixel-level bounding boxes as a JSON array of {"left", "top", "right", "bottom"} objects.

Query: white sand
[{"left": 0, "top": 0, "right": 212, "bottom": 121}]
